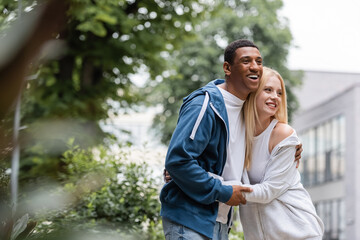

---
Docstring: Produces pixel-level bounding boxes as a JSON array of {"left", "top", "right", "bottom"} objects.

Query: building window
[
  {"left": 299, "top": 115, "right": 345, "bottom": 186},
  {"left": 315, "top": 199, "right": 346, "bottom": 240}
]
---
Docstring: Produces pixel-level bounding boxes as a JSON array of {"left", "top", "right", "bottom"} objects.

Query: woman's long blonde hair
[{"left": 242, "top": 67, "right": 288, "bottom": 169}]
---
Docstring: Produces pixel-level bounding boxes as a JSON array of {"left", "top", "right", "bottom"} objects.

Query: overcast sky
[{"left": 280, "top": 0, "right": 360, "bottom": 73}]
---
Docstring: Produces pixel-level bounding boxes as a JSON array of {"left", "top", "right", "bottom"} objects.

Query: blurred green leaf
[{"left": 11, "top": 214, "right": 28, "bottom": 240}]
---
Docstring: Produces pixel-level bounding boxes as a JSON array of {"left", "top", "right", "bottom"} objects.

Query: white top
[
  {"left": 216, "top": 86, "right": 246, "bottom": 224},
  {"left": 240, "top": 130, "right": 324, "bottom": 239},
  {"left": 247, "top": 119, "right": 278, "bottom": 184}
]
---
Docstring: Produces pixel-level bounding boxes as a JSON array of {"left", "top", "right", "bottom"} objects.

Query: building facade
[{"left": 292, "top": 71, "right": 360, "bottom": 240}]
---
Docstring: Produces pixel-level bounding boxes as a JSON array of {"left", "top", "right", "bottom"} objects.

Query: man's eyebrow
[{"left": 239, "top": 56, "right": 263, "bottom": 59}]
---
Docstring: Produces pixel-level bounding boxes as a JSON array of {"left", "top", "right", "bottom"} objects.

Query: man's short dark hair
[{"left": 224, "top": 39, "right": 259, "bottom": 65}]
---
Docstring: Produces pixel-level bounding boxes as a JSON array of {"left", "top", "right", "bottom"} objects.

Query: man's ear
[{"left": 223, "top": 62, "right": 231, "bottom": 76}]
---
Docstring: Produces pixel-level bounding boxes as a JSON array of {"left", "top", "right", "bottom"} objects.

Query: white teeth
[{"left": 248, "top": 75, "right": 258, "bottom": 79}]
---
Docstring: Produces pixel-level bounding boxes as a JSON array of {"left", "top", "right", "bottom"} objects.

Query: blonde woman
[{"left": 239, "top": 67, "right": 324, "bottom": 239}]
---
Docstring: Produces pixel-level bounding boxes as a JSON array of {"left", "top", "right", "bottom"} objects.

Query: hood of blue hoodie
[{"left": 181, "top": 79, "right": 229, "bottom": 133}]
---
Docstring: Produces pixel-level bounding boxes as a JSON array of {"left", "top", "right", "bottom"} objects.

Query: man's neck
[{"left": 219, "top": 82, "right": 248, "bottom": 100}]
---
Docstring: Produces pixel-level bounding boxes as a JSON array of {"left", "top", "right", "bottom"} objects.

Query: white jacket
[{"left": 240, "top": 132, "right": 324, "bottom": 240}]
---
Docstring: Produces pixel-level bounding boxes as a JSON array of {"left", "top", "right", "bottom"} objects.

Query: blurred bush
[{"left": 3, "top": 141, "right": 164, "bottom": 240}]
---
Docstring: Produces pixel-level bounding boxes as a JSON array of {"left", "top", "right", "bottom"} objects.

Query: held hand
[
  {"left": 295, "top": 143, "right": 303, "bottom": 168},
  {"left": 225, "top": 185, "right": 253, "bottom": 206},
  {"left": 163, "top": 169, "right": 172, "bottom": 183}
]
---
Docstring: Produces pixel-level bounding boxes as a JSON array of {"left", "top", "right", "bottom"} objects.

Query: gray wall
[
  {"left": 295, "top": 70, "right": 360, "bottom": 111},
  {"left": 292, "top": 70, "right": 360, "bottom": 240}
]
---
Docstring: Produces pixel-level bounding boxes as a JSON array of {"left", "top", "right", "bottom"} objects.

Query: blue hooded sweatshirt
[{"left": 160, "top": 79, "right": 233, "bottom": 239}]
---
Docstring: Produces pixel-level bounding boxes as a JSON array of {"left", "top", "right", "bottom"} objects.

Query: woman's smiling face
[{"left": 256, "top": 75, "right": 283, "bottom": 119}]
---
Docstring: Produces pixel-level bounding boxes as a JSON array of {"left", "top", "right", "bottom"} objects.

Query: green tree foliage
[
  {"left": 150, "top": 0, "right": 302, "bottom": 144},
  {"left": 0, "top": 0, "right": 33, "bottom": 32},
  {"left": 22, "top": 0, "right": 208, "bottom": 122},
  {"left": 0, "top": 2, "right": 207, "bottom": 236},
  {"left": 0, "top": 0, "right": 209, "bottom": 183}
]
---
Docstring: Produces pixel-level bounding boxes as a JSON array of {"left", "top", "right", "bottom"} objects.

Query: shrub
[{"left": 31, "top": 142, "right": 163, "bottom": 239}]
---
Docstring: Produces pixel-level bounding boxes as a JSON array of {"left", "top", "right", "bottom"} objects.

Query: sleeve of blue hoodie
[{"left": 165, "top": 95, "right": 233, "bottom": 205}]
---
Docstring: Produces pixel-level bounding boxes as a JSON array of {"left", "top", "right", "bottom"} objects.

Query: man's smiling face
[{"left": 225, "top": 47, "right": 263, "bottom": 99}]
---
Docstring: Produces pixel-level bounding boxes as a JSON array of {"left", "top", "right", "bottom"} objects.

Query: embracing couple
[{"left": 160, "top": 39, "right": 324, "bottom": 240}]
